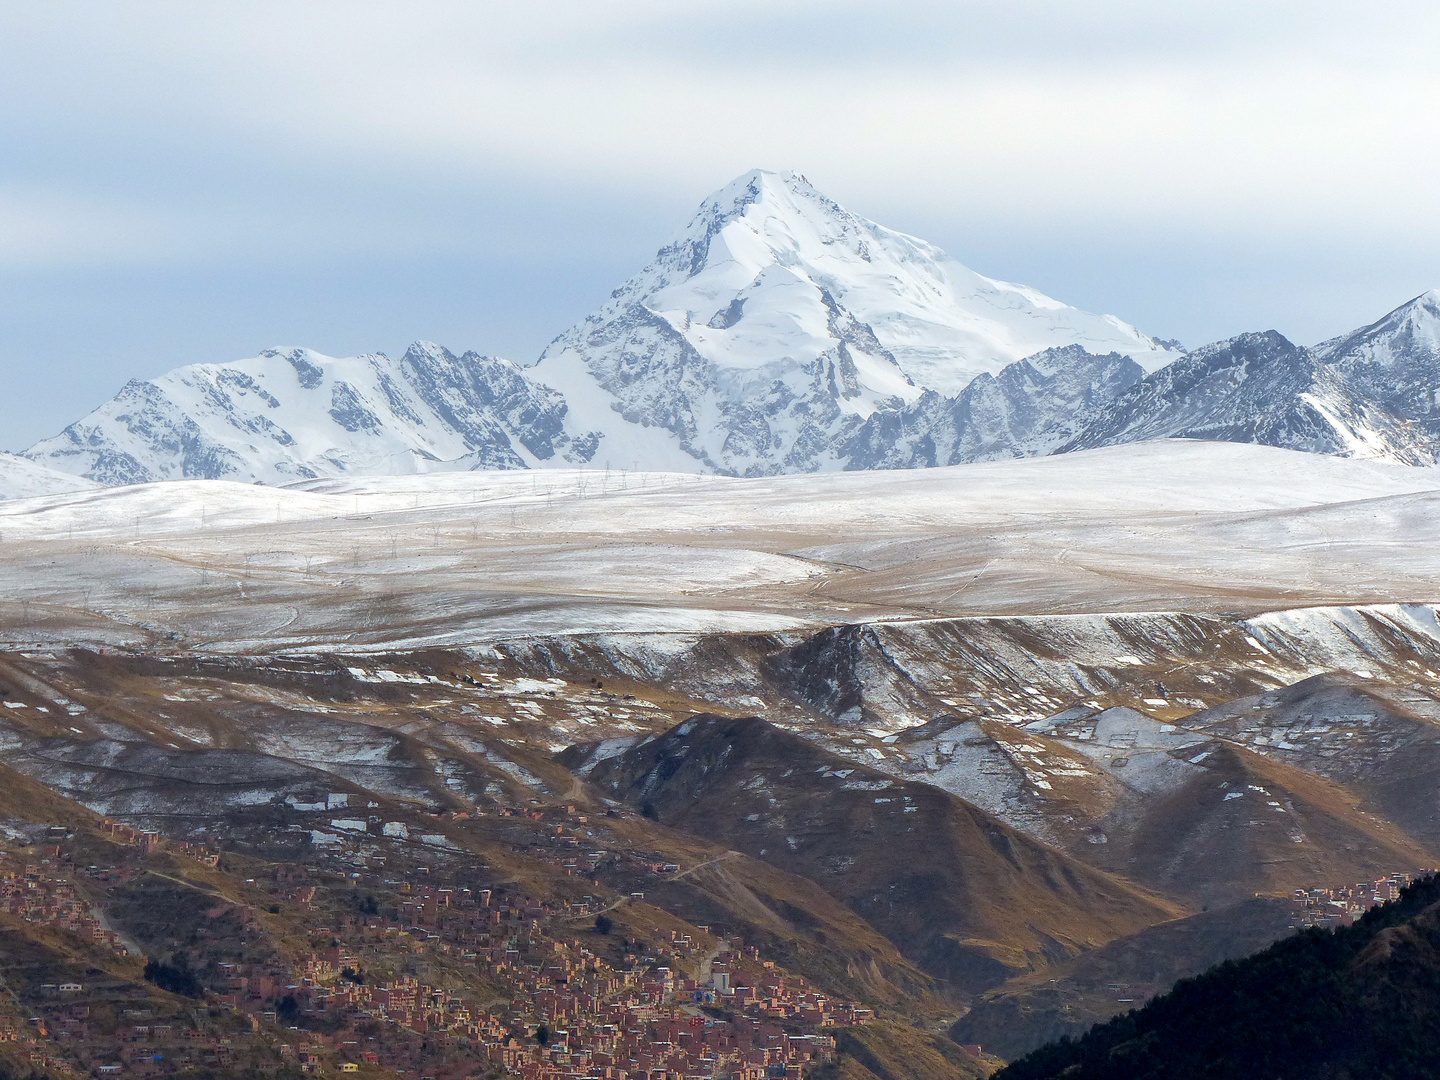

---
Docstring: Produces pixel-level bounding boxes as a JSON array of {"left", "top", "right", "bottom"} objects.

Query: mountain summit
[
  {"left": 545, "top": 170, "right": 1176, "bottom": 393},
  {"left": 529, "top": 169, "right": 1179, "bottom": 473},
  {"left": 1315, "top": 289, "right": 1440, "bottom": 451},
  {"left": 17, "top": 172, "right": 1440, "bottom": 485},
  {"left": 1055, "top": 293, "right": 1440, "bottom": 466}
]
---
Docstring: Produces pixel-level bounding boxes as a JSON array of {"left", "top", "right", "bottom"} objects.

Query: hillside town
[
  {"left": 0, "top": 849, "right": 130, "bottom": 956},
  {"left": 235, "top": 871, "right": 869, "bottom": 1079},
  {"left": 1291, "top": 870, "right": 1440, "bottom": 927},
  {"left": 0, "top": 828, "right": 871, "bottom": 1080}
]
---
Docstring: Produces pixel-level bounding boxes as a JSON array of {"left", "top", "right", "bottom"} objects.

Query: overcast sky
[{"left": 3, "top": 1, "right": 1439, "bottom": 449}]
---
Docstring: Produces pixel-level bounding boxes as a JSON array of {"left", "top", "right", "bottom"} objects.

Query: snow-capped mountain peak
[
  {"left": 589, "top": 168, "right": 1176, "bottom": 394},
  {"left": 1315, "top": 289, "right": 1440, "bottom": 369},
  {"left": 30, "top": 172, "right": 1440, "bottom": 487},
  {"left": 1308, "top": 288, "right": 1440, "bottom": 454},
  {"left": 530, "top": 168, "right": 1181, "bottom": 474}
]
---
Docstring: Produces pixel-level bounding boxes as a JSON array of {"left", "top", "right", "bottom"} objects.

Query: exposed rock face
[
  {"left": 843, "top": 345, "right": 1144, "bottom": 468},
  {"left": 25, "top": 343, "right": 599, "bottom": 485},
  {"left": 19, "top": 169, "right": 1440, "bottom": 482},
  {"left": 1058, "top": 329, "right": 1433, "bottom": 463}
]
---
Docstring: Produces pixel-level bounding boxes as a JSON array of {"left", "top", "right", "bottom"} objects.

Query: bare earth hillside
[{"left": 0, "top": 438, "right": 1439, "bottom": 1073}]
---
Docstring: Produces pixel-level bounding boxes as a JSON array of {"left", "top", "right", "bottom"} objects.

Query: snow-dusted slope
[
  {"left": 25, "top": 343, "right": 600, "bottom": 485},
  {"left": 0, "top": 453, "right": 98, "bottom": 500},
  {"left": 530, "top": 170, "right": 1180, "bottom": 474},
  {"left": 842, "top": 345, "right": 1144, "bottom": 467},
  {"left": 1317, "top": 290, "right": 1440, "bottom": 370},
  {"left": 1059, "top": 330, "right": 1433, "bottom": 464},
  {"left": 3, "top": 440, "right": 1440, "bottom": 652},
  {"left": 1314, "top": 290, "right": 1440, "bottom": 451}
]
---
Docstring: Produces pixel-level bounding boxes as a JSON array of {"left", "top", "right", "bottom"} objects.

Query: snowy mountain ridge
[
  {"left": 1058, "top": 296, "right": 1440, "bottom": 466},
  {"left": 527, "top": 169, "right": 1180, "bottom": 474},
  {"left": 17, "top": 171, "right": 1440, "bottom": 486},
  {"left": 26, "top": 342, "right": 602, "bottom": 486}
]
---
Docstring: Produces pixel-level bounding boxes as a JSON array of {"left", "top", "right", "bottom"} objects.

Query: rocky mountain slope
[
  {"left": 1059, "top": 325, "right": 1435, "bottom": 464},
  {"left": 18, "top": 172, "right": 1440, "bottom": 481},
  {"left": 1317, "top": 288, "right": 1440, "bottom": 444},
  {"left": 561, "top": 714, "right": 1176, "bottom": 993},
  {"left": 24, "top": 343, "right": 602, "bottom": 485},
  {"left": 952, "top": 897, "right": 1302, "bottom": 1060},
  {"left": 840, "top": 345, "right": 1144, "bottom": 467},
  {"left": 893, "top": 706, "right": 1433, "bottom": 911},
  {"left": 860, "top": 290, "right": 1440, "bottom": 470},
  {"left": 1185, "top": 672, "right": 1440, "bottom": 852},
  {"left": 820, "top": 1021, "right": 1004, "bottom": 1080},
  {"left": 22, "top": 171, "right": 1183, "bottom": 483}
]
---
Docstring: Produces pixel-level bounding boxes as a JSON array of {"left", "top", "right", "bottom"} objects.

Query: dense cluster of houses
[
  {"left": 218, "top": 879, "right": 868, "bottom": 1077},
  {"left": 1292, "top": 870, "right": 1438, "bottom": 926},
  {"left": 0, "top": 795, "right": 880, "bottom": 1080},
  {"left": 678, "top": 945, "right": 872, "bottom": 1028},
  {"left": 0, "top": 1013, "right": 80, "bottom": 1077},
  {"left": 0, "top": 852, "right": 129, "bottom": 955}
]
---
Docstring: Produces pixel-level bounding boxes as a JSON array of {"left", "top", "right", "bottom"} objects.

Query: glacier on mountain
[
  {"left": 528, "top": 169, "right": 1180, "bottom": 475},
  {"left": 16, "top": 171, "right": 1440, "bottom": 486}
]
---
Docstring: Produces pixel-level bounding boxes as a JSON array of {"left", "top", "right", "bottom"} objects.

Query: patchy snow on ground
[{"left": 0, "top": 440, "right": 1437, "bottom": 652}]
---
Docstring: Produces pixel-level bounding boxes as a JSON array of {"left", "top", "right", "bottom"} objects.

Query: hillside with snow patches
[
  {"left": 17, "top": 169, "right": 1440, "bottom": 485},
  {"left": 5, "top": 440, "right": 1440, "bottom": 653}
]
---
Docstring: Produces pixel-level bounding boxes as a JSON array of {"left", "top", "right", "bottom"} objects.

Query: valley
[
  {"left": 8, "top": 9, "right": 1440, "bottom": 1074},
  {"left": 0, "top": 443, "right": 1438, "bottom": 1075},
  {"left": 5, "top": 376, "right": 1440, "bottom": 1078}
]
